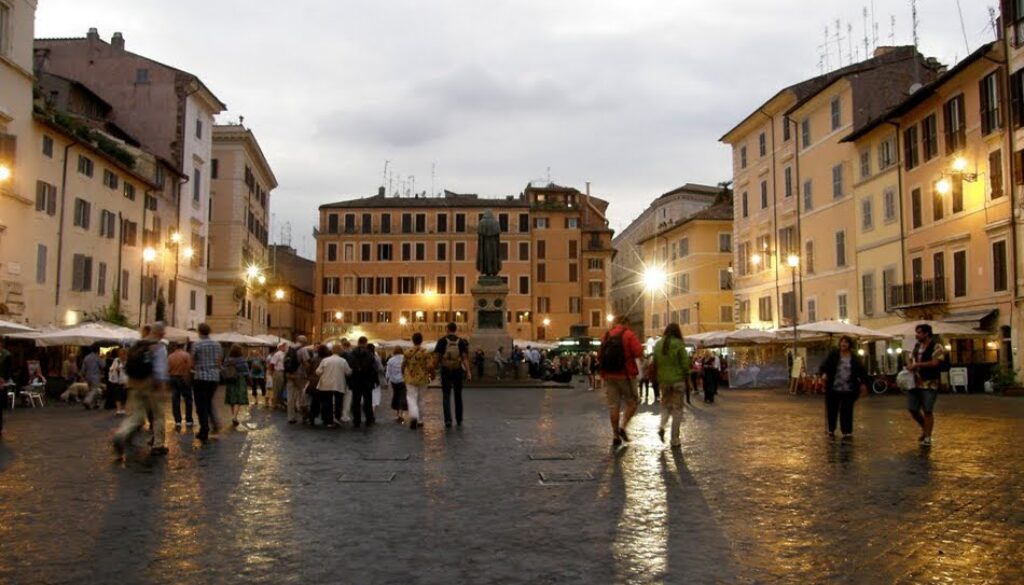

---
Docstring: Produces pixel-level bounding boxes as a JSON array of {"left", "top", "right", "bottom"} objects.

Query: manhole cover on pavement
[
  {"left": 539, "top": 471, "right": 593, "bottom": 483},
  {"left": 361, "top": 453, "right": 411, "bottom": 461},
  {"left": 338, "top": 472, "right": 397, "bottom": 483},
  {"left": 528, "top": 452, "right": 575, "bottom": 461}
]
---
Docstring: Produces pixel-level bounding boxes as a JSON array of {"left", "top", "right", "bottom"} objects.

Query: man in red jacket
[{"left": 598, "top": 315, "right": 643, "bottom": 446}]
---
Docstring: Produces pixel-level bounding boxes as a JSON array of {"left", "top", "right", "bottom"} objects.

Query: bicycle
[{"left": 870, "top": 374, "right": 904, "bottom": 395}]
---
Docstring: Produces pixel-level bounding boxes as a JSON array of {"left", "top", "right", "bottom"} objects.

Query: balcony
[{"left": 888, "top": 277, "right": 947, "bottom": 310}]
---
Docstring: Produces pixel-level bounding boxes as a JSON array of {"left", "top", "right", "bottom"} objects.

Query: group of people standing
[{"left": 597, "top": 316, "right": 949, "bottom": 449}]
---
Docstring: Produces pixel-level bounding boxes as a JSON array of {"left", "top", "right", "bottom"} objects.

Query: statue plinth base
[{"left": 470, "top": 276, "right": 513, "bottom": 380}]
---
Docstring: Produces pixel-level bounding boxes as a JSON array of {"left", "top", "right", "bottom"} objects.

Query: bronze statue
[{"left": 476, "top": 210, "right": 501, "bottom": 276}]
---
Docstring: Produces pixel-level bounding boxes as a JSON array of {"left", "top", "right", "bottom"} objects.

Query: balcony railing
[{"left": 888, "top": 277, "right": 947, "bottom": 309}]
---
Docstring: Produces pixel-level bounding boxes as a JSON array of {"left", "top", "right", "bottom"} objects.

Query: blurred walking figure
[
  {"left": 402, "top": 332, "right": 434, "bottom": 430},
  {"left": 249, "top": 350, "right": 268, "bottom": 406},
  {"left": 598, "top": 315, "right": 643, "bottom": 446},
  {"left": 818, "top": 336, "right": 868, "bottom": 440},
  {"left": 80, "top": 344, "right": 103, "bottom": 409},
  {"left": 113, "top": 323, "right": 169, "bottom": 457},
  {"left": 222, "top": 345, "right": 250, "bottom": 427},
  {"left": 284, "top": 336, "right": 311, "bottom": 424},
  {"left": 386, "top": 347, "right": 408, "bottom": 423},
  {"left": 315, "top": 344, "right": 351, "bottom": 428},
  {"left": 107, "top": 348, "right": 128, "bottom": 415},
  {"left": 653, "top": 323, "right": 690, "bottom": 448},
  {"left": 702, "top": 352, "right": 721, "bottom": 403},
  {"left": 190, "top": 323, "right": 223, "bottom": 443},
  {"left": 268, "top": 342, "right": 287, "bottom": 408},
  {"left": 167, "top": 343, "right": 194, "bottom": 428}
]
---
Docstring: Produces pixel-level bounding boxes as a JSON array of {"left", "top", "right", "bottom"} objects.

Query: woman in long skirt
[{"left": 223, "top": 344, "right": 250, "bottom": 427}]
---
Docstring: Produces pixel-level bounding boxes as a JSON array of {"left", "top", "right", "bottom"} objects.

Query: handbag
[{"left": 220, "top": 362, "right": 239, "bottom": 383}]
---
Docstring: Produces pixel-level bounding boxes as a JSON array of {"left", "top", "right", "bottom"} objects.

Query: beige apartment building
[
  {"left": 610, "top": 183, "right": 721, "bottom": 338},
  {"left": 267, "top": 244, "right": 314, "bottom": 341},
  {"left": 721, "top": 47, "right": 942, "bottom": 330},
  {"left": 1003, "top": 3, "right": 1024, "bottom": 377},
  {"left": 207, "top": 123, "right": 276, "bottom": 335},
  {"left": 35, "top": 29, "right": 226, "bottom": 329},
  {"left": 843, "top": 41, "right": 1013, "bottom": 371},
  {"left": 315, "top": 183, "right": 614, "bottom": 342},
  {"left": 636, "top": 202, "right": 735, "bottom": 338}
]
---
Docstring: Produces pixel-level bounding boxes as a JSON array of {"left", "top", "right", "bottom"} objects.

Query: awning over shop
[{"left": 943, "top": 309, "right": 997, "bottom": 329}]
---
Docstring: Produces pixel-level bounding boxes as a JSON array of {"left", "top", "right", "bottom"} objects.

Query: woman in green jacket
[{"left": 653, "top": 323, "right": 691, "bottom": 448}]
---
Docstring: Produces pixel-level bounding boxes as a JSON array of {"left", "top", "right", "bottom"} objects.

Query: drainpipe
[
  {"left": 172, "top": 174, "right": 189, "bottom": 327},
  {"left": 138, "top": 189, "right": 150, "bottom": 324},
  {"left": 886, "top": 121, "right": 908, "bottom": 308},
  {"left": 791, "top": 117, "right": 804, "bottom": 308},
  {"left": 116, "top": 211, "right": 124, "bottom": 311},
  {"left": 995, "top": 34, "right": 1021, "bottom": 370},
  {"left": 758, "top": 107, "right": 781, "bottom": 327},
  {"left": 54, "top": 142, "right": 75, "bottom": 313}
]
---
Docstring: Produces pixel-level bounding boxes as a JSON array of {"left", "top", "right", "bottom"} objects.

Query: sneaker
[
  {"left": 841, "top": 434, "right": 853, "bottom": 441},
  {"left": 827, "top": 431, "right": 836, "bottom": 440},
  {"left": 326, "top": 423, "right": 337, "bottom": 429},
  {"left": 618, "top": 428, "right": 630, "bottom": 442},
  {"left": 920, "top": 436, "right": 932, "bottom": 446},
  {"left": 186, "top": 422, "right": 194, "bottom": 427},
  {"left": 174, "top": 422, "right": 182, "bottom": 429},
  {"left": 612, "top": 437, "right": 623, "bottom": 447},
  {"left": 232, "top": 419, "right": 239, "bottom": 427},
  {"left": 410, "top": 419, "right": 418, "bottom": 430},
  {"left": 657, "top": 428, "right": 665, "bottom": 443}
]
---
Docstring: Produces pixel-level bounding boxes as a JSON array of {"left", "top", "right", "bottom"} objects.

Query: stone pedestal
[{"left": 470, "top": 276, "right": 513, "bottom": 380}]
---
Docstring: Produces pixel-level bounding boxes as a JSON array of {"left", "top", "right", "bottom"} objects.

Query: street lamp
[
  {"left": 142, "top": 247, "right": 157, "bottom": 263},
  {"left": 606, "top": 314, "right": 615, "bottom": 324},
  {"left": 935, "top": 178, "right": 952, "bottom": 195},
  {"left": 786, "top": 254, "right": 800, "bottom": 360},
  {"left": 274, "top": 288, "right": 285, "bottom": 301},
  {"left": 0, "top": 164, "right": 11, "bottom": 182},
  {"left": 643, "top": 264, "right": 669, "bottom": 334}
]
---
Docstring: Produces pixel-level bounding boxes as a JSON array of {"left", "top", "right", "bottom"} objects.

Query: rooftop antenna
[
  {"left": 847, "top": 22, "right": 854, "bottom": 65},
  {"left": 388, "top": 171, "right": 394, "bottom": 197},
  {"left": 988, "top": 6, "right": 999, "bottom": 38},
  {"left": 954, "top": 0, "right": 970, "bottom": 56},
  {"left": 862, "top": 6, "right": 871, "bottom": 57},
  {"left": 382, "top": 160, "right": 389, "bottom": 191},
  {"left": 911, "top": 0, "right": 920, "bottom": 84},
  {"left": 409, "top": 175, "right": 415, "bottom": 197},
  {"left": 871, "top": 0, "right": 879, "bottom": 49},
  {"left": 889, "top": 15, "right": 896, "bottom": 45},
  {"left": 822, "top": 25, "right": 831, "bottom": 71},
  {"left": 282, "top": 221, "right": 292, "bottom": 247},
  {"left": 835, "top": 19, "right": 843, "bottom": 66}
]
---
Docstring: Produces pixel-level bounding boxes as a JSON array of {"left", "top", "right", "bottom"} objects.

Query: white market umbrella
[
  {"left": 795, "top": 320, "right": 895, "bottom": 341},
  {"left": 0, "top": 319, "right": 38, "bottom": 336},
  {"left": 876, "top": 320, "right": 987, "bottom": 339},
  {"left": 162, "top": 326, "right": 194, "bottom": 344},
  {"left": 515, "top": 339, "right": 557, "bottom": 350},
  {"left": 686, "top": 330, "right": 731, "bottom": 348},
  {"left": 725, "top": 328, "right": 777, "bottom": 345},
  {"left": 29, "top": 321, "right": 140, "bottom": 347},
  {"left": 255, "top": 333, "right": 288, "bottom": 346},
  {"left": 211, "top": 332, "right": 271, "bottom": 346}
]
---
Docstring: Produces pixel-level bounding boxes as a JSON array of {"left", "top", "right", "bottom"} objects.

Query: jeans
[
  {"left": 825, "top": 391, "right": 857, "bottom": 434},
  {"left": 440, "top": 369, "right": 464, "bottom": 425},
  {"left": 406, "top": 383, "right": 426, "bottom": 423},
  {"left": 350, "top": 386, "right": 374, "bottom": 426},
  {"left": 193, "top": 379, "right": 219, "bottom": 438},
  {"left": 170, "top": 376, "right": 193, "bottom": 424}
]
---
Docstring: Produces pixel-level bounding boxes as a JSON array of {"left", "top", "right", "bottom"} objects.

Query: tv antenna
[{"left": 382, "top": 160, "right": 389, "bottom": 191}]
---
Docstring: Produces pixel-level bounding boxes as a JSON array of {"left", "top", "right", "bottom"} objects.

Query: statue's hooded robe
[{"left": 476, "top": 210, "right": 502, "bottom": 276}]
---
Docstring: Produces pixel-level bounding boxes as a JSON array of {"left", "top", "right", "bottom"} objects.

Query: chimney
[
  {"left": 377, "top": 186, "right": 385, "bottom": 197},
  {"left": 111, "top": 32, "right": 125, "bottom": 51},
  {"left": 87, "top": 27, "right": 100, "bottom": 42}
]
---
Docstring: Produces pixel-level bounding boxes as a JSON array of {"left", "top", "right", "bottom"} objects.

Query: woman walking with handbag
[
  {"left": 818, "top": 335, "right": 868, "bottom": 440},
  {"left": 223, "top": 344, "right": 250, "bottom": 427}
]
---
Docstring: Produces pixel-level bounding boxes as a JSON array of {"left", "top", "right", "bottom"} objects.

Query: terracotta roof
[
  {"left": 841, "top": 41, "right": 997, "bottom": 143},
  {"left": 320, "top": 193, "right": 530, "bottom": 210}
]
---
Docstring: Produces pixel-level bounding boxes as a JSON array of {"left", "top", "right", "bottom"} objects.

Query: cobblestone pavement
[{"left": 1, "top": 386, "right": 1022, "bottom": 585}]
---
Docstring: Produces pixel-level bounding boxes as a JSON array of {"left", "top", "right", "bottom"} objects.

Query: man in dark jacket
[{"left": 348, "top": 337, "right": 377, "bottom": 427}]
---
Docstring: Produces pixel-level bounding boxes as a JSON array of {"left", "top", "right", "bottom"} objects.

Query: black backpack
[
  {"left": 125, "top": 340, "right": 156, "bottom": 380},
  {"left": 599, "top": 331, "right": 627, "bottom": 373},
  {"left": 349, "top": 347, "right": 376, "bottom": 381},
  {"left": 283, "top": 346, "right": 301, "bottom": 374}
]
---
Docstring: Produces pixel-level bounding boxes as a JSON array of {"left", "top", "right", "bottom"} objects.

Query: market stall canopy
[
  {"left": 519, "top": 339, "right": 558, "bottom": 350},
  {"left": 162, "top": 326, "right": 194, "bottom": 344},
  {"left": 876, "top": 320, "right": 987, "bottom": 338},
  {"left": 725, "top": 328, "right": 778, "bottom": 345},
  {"left": 255, "top": 334, "right": 290, "bottom": 346},
  {"left": 0, "top": 319, "right": 38, "bottom": 336},
  {"left": 24, "top": 322, "right": 140, "bottom": 347},
  {"left": 210, "top": 332, "right": 272, "bottom": 346},
  {"left": 686, "top": 330, "right": 731, "bottom": 348},
  {"left": 373, "top": 339, "right": 414, "bottom": 349},
  {"left": 795, "top": 320, "right": 895, "bottom": 341}
]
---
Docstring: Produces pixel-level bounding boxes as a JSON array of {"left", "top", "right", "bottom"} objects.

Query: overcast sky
[{"left": 36, "top": 0, "right": 996, "bottom": 258}]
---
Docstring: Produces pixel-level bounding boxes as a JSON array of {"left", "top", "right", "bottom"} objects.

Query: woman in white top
[
  {"left": 107, "top": 348, "right": 128, "bottom": 415},
  {"left": 386, "top": 347, "right": 407, "bottom": 423},
  {"left": 315, "top": 344, "right": 352, "bottom": 428}
]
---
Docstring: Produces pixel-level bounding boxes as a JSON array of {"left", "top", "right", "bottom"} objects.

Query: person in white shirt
[
  {"left": 386, "top": 347, "right": 407, "bottom": 423},
  {"left": 494, "top": 347, "right": 508, "bottom": 380},
  {"left": 315, "top": 344, "right": 352, "bottom": 428},
  {"left": 268, "top": 342, "right": 287, "bottom": 407}
]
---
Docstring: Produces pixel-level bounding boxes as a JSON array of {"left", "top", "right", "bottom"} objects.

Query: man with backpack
[
  {"left": 347, "top": 336, "right": 379, "bottom": 427},
  {"left": 598, "top": 315, "right": 643, "bottom": 446},
  {"left": 434, "top": 322, "right": 470, "bottom": 428},
  {"left": 113, "top": 322, "right": 169, "bottom": 457},
  {"left": 284, "top": 336, "right": 311, "bottom": 424},
  {"left": 906, "top": 323, "right": 947, "bottom": 446}
]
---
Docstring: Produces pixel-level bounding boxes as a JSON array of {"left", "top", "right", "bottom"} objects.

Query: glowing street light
[
  {"left": 334, "top": 311, "right": 343, "bottom": 320},
  {"left": 0, "top": 164, "right": 11, "bottom": 182},
  {"left": 399, "top": 316, "right": 408, "bottom": 325},
  {"left": 169, "top": 231, "right": 182, "bottom": 244},
  {"left": 606, "top": 314, "right": 615, "bottom": 323},
  {"left": 751, "top": 253, "right": 762, "bottom": 267},
  {"left": 542, "top": 317, "right": 551, "bottom": 327},
  {"left": 257, "top": 274, "right": 267, "bottom": 285},
  {"left": 142, "top": 247, "right": 157, "bottom": 263},
  {"left": 274, "top": 288, "right": 285, "bottom": 301},
  {"left": 182, "top": 246, "right": 195, "bottom": 259},
  {"left": 951, "top": 156, "right": 968, "bottom": 173},
  {"left": 246, "top": 264, "right": 262, "bottom": 280},
  {"left": 786, "top": 254, "right": 800, "bottom": 268},
  {"left": 642, "top": 266, "right": 667, "bottom": 292},
  {"left": 935, "top": 178, "right": 952, "bottom": 195}
]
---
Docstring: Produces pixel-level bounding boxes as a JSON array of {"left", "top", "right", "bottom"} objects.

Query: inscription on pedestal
[{"left": 478, "top": 309, "right": 504, "bottom": 329}]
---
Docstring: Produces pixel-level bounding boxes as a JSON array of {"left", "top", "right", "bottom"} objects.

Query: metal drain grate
[
  {"left": 539, "top": 471, "right": 594, "bottom": 483},
  {"left": 338, "top": 472, "right": 397, "bottom": 483}
]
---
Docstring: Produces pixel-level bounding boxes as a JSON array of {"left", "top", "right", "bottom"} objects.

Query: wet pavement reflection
[{"left": 1, "top": 388, "right": 1022, "bottom": 584}]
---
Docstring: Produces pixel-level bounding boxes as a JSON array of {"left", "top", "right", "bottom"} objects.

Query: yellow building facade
[
  {"left": 722, "top": 47, "right": 943, "bottom": 330},
  {"left": 315, "top": 184, "right": 614, "bottom": 342},
  {"left": 637, "top": 203, "right": 734, "bottom": 338},
  {"left": 208, "top": 123, "right": 277, "bottom": 335},
  {"left": 1003, "top": 4, "right": 1024, "bottom": 377}
]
